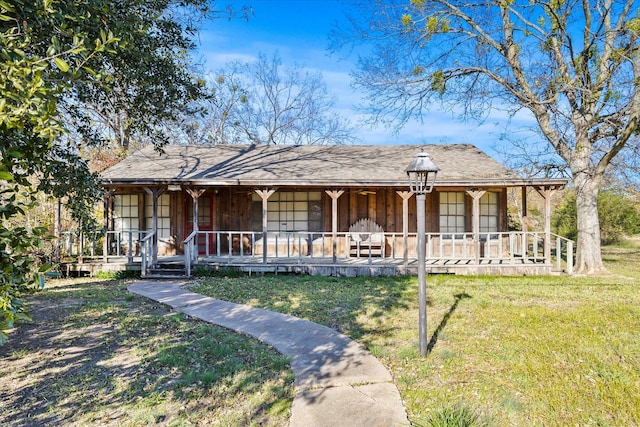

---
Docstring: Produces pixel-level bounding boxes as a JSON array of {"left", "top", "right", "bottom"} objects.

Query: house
[{"left": 94, "top": 143, "right": 571, "bottom": 276}]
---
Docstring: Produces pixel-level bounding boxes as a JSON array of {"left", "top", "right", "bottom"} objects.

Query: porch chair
[{"left": 348, "top": 218, "right": 385, "bottom": 258}]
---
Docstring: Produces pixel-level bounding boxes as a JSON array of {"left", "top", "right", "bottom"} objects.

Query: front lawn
[
  {"left": 1, "top": 241, "right": 638, "bottom": 426},
  {"left": 190, "top": 242, "right": 640, "bottom": 426}
]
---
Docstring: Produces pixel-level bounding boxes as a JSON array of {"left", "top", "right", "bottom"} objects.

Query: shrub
[
  {"left": 552, "top": 189, "right": 640, "bottom": 244},
  {"left": 192, "top": 265, "right": 244, "bottom": 278}
]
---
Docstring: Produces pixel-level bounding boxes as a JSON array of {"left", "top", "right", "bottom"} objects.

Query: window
[
  {"left": 479, "top": 192, "right": 499, "bottom": 233},
  {"left": 113, "top": 194, "right": 139, "bottom": 231},
  {"left": 439, "top": 192, "right": 465, "bottom": 234},
  {"left": 252, "top": 191, "right": 322, "bottom": 232},
  {"left": 145, "top": 193, "right": 171, "bottom": 239}
]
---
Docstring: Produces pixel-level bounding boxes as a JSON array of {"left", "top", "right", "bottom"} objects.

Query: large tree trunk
[{"left": 573, "top": 171, "right": 606, "bottom": 274}]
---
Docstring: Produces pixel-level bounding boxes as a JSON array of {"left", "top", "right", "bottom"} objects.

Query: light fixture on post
[{"left": 406, "top": 152, "right": 439, "bottom": 357}]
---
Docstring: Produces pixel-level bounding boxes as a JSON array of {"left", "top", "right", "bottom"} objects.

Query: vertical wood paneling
[
  {"left": 349, "top": 191, "right": 358, "bottom": 226},
  {"left": 229, "top": 189, "right": 238, "bottom": 230},
  {"left": 465, "top": 193, "right": 473, "bottom": 232},
  {"left": 171, "top": 192, "right": 183, "bottom": 249},
  {"left": 408, "top": 192, "right": 417, "bottom": 233},
  {"left": 219, "top": 188, "right": 230, "bottom": 230},
  {"left": 426, "top": 193, "right": 438, "bottom": 232},
  {"left": 338, "top": 191, "right": 349, "bottom": 230},
  {"left": 322, "top": 192, "right": 332, "bottom": 231},
  {"left": 368, "top": 193, "right": 377, "bottom": 222},
  {"left": 499, "top": 188, "right": 508, "bottom": 231},
  {"left": 385, "top": 189, "right": 394, "bottom": 232},
  {"left": 118, "top": 185, "right": 522, "bottom": 261}
]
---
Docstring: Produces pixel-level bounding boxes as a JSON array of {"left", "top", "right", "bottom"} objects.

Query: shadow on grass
[
  {"left": 0, "top": 279, "right": 292, "bottom": 426},
  {"left": 188, "top": 274, "right": 415, "bottom": 408},
  {"left": 426, "top": 292, "right": 471, "bottom": 355},
  {"left": 190, "top": 274, "right": 414, "bottom": 344}
]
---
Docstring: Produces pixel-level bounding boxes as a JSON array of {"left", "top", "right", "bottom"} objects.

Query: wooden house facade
[{"left": 96, "top": 144, "right": 571, "bottom": 276}]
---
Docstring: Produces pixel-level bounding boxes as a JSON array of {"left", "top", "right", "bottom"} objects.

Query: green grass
[
  {"left": 425, "top": 403, "right": 491, "bottom": 427},
  {"left": 190, "top": 241, "right": 640, "bottom": 426},
  {"left": 0, "top": 279, "right": 293, "bottom": 426},
  {"left": 3, "top": 239, "right": 639, "bottom": 426}
]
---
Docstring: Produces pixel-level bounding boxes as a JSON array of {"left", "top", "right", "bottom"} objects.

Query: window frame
[
  {"left": 479, "top": 192, "right": 499, "bottom": 234},
  {"left": 252, "top": 191, "right": 323, "bottom": 233},
  {"left": 113, "top": 194, "right": 140, "bottom": 232},
  {"left": 438, "top": 191, "right": 466, "bottom": 237},
  {"left": 145, "top": 193, "right": 171, "bottom": 240}
]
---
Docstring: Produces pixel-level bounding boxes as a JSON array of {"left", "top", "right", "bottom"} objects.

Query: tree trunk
[{"left": 573, "top": 172, "right": 606, "bottom": 274}]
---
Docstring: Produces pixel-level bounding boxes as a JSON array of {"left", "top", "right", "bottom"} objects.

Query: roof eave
[{"left": 102, "top": 177, "right": 569, "bottom": 189}]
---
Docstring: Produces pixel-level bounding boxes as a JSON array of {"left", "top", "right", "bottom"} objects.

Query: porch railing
[
  {"left": 140, "top": 231, "right": 155, "bottom": 277},
  {"left": 59, "top": 230, "right": 103, "bottom": 259},
  {"left": 182, "top": 230, "right": 575, "bottom": 274},
  {"left": 551, "top": 233, "right": 574, "bottom": 275},
  {"left": 59, "top": 230, "right": 152, "bottom": 262},
  {"left": 61, "top": 229, "right": 574, "bottom": 275},
  {"left": 184, "top": 230, "right": 198, "bottom": 277}
]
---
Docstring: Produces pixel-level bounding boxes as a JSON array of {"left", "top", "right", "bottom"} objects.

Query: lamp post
[{"left": 406, "top": 152, "right": 439, "bottom": 357}]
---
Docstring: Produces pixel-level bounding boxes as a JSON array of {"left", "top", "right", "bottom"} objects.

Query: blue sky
[{"left": 195, "top": 0, "right": 535, "bottom": 154}]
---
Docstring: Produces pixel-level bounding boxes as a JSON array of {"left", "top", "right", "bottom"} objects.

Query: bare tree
[
  {"left": 202, "top": 52, "right": 357, "bottom": 145},
  {"left": 331, "top": 0, "right": 640, "bottom": 273}
]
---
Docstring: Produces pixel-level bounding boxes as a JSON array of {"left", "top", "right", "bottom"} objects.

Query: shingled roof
[{"left": 101, "top": 144, "right": 565, "bottom": 188}]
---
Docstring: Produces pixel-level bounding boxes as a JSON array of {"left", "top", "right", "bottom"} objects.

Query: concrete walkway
[{"left": 128, "top": 280, "right": 409, "bottom": 427}]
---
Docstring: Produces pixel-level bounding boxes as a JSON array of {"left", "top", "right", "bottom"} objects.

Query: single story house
[{"left": 97, "top": 143, "right": 571, "bottom": 276}]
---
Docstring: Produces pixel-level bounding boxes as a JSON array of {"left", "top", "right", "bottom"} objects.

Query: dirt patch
[{"left": 0, "top": 279, "right": 167, "bottom": 426}]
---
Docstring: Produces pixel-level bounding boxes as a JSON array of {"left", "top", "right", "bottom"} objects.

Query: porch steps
[{"left": 144, "top": 265, "right": 188, "bottom": 280}]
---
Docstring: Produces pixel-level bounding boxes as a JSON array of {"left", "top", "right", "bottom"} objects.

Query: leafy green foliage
[
  {"left": 192, "top": 265, "right": 245, "bottom": 278},
  {"left": 0, "top": 186, "right": 48, "bottom": 344},
  {"left": 62, "top": 0, "right": 212, "bottom": 150},
  {"left": 0, "top": 0, "right": 211, "bottom": 342},
  {"left": 553, "top": 190, "right": 640, "bottom": 244},
  {"left": 93, "top": 269, "right": 141, "bottom": 280}
]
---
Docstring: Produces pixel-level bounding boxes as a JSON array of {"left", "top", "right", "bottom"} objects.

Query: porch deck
[
  {"left": 64, "top": 252, "right": 555, "bottom": 278},
  {"left": 194, "top": 254, "right": 553, "bottom": 276}
]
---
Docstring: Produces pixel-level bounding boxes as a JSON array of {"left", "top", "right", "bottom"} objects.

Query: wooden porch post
[
  {"left": 78, "top": 218, "right": 84, "bottom": 264},
  {"left": 397, "top": 191, "right": 413, "bottom": 267},
  {"left": 144, "top": 186, "right": 166, "bottom": 268},
  {"left": 535, "top": 186, "right": 558, "bottom": 266},
  {"left": 325, "top": 190, "right": 344, "bottom": 263},
  {"left": 102, "top": 190, "right": 115, "bottom": 263},
  {"left": 185, "top": 188, "right": 206, "bottom": 260},
  {"left": 255, "top": 189, "right": 276, "bottom": 264},
  {"left": 521, "top": 186, "right": 528, "bottom": 233},
  {"left": 53, "top": 198, "right": 61, "bottom": 263},
  {"left": 185, "top": 188, "right": 206, "bottom": 232},
  {"left": 467, "top": 190, "right": 486, "bottom": 265}
]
